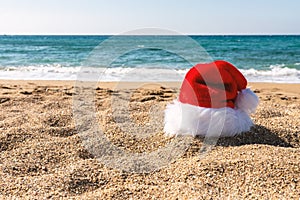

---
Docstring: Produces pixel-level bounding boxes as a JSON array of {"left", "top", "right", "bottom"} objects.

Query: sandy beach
[{"left": 0, "top": 80, "right": 299, "bottom": 199}]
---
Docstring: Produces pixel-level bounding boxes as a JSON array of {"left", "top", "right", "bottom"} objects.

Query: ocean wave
[
  {"left": 240, "top": 64, "right": 300, "bottom": 83},
  {"left": 0, "top": 65, "right": 80, "bottom": 80},
  {"left": 0, "top": 64, "right": 299, "bottom": 83}
]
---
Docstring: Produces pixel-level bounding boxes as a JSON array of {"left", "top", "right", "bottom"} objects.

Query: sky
[{"left": 0, "top": 0, "right": 299, "bottom": 35}]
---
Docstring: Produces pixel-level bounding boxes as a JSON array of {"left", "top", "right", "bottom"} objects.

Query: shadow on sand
[
  {"left": 192, "top": 124, "right": 293, "bottom": 148},
  {"left": 214, "top": 124, "right": 293, "bottom": 148}
]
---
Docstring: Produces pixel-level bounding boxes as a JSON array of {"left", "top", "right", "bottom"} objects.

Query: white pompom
[
  {"left": 235, "top": 88, "right": 259, "bottom": 114},
  {"left": 164, "top": 99, "right": 255, "bottom": 137}
]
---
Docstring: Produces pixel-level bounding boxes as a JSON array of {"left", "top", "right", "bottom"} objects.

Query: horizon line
[{"left": 1, "top": 33, "right": 300, "bottom": 36}]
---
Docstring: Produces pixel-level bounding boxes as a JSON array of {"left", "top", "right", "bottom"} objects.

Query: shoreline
[
  {"left": 1, "top": 79, "right": 300, "bottom": 86},
  {"left": 0, "top": 79, "right": 299, "bottom": 96}
]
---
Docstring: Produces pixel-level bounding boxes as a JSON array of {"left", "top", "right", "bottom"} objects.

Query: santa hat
[{"left": 164, "top": 60, "right": 259, "bottom": 137}]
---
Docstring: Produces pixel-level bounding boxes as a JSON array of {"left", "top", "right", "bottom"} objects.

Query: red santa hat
[{"left": 164, "top": 60, "right": 259, "bottom": 137}]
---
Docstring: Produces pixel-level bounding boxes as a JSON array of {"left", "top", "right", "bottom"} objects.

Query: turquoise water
[{"left": 0, "top": 35, "right": 299, "bottom": 82}]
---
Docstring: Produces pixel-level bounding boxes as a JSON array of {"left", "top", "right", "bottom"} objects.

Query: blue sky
[{"left": 0, "top": 0, "right": 299, "bottom": 35}]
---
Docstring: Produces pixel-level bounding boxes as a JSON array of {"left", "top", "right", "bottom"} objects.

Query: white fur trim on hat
[
  {"left": 235, "top": 88, "right": 259, "bottom": 114},
  {"left": 164, "top": 88, "right": 259, "bottom": 137}
]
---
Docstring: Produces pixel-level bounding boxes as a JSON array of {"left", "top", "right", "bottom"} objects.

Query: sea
[{"left": 0, "top": 35, "right": 299, "bottom": 83}]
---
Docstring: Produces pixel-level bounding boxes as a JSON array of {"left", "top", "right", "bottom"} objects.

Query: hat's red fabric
[{"left": 179, "top": 60, "right": 247, "bottom": 108}]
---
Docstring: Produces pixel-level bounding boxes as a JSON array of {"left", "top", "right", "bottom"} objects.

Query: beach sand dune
[{"left": 0, "top": 80, "right": 299, "bottom": 199}]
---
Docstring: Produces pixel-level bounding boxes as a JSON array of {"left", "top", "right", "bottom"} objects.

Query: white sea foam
[
  {"left": 240, "top": 64, "right": 300, "bottom": 83},
  {"left": 0, "top": 64, "right": 299, "bottom": 83},
  {"left": 0, "top": 65, "right": 80, "bottom": 80}
]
